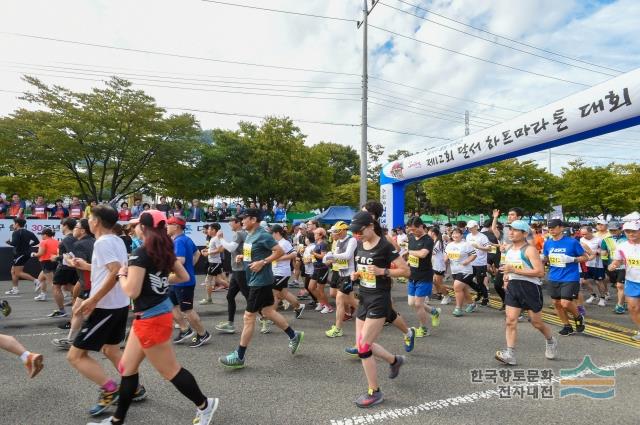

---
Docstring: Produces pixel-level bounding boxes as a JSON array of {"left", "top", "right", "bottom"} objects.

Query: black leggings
[
  {"left": 227, "top": 270, "right": 249, "bottom": 322},
  {"left": 494, "top": 272, "right": 505, "bottom": 302},
  {"left": 304, "top": 276, "right": 317, "bottom": 303}
]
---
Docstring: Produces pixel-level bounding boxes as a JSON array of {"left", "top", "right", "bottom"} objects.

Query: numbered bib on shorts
[
  {"left": 357, "top": 264, "right": 376, "bottom": 288},
  {"left": 408, "top": 254, "right": 419, "bottom": 268},
  {"left": 243, "top": 243, "right": 252, "bottom": 262},
  {"left": 549, "top": 253, "right": 565, "bottom": 268}
]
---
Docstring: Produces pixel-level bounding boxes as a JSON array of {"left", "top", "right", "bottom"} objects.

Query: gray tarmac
[{"left": 1, "top": 278, "right": 638, "bottom": 425}]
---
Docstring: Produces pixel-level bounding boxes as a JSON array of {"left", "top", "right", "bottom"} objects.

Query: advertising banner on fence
[{"left": 0, "top": 219, "right": 232, "bottom": 247}]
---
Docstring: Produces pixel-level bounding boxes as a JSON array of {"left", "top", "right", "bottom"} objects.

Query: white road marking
[
  {"left": 329, "top": 357, "right": 640, "bottom": 425},
  {"left": 12, "top": 331, "right": 64, "bottom": 337}
]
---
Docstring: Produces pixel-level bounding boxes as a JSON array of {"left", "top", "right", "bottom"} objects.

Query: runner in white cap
[{"left": 608, "top": 220, "right": 640, "bottom": 340}]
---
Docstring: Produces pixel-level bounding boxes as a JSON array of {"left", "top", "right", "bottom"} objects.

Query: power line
[
  {"left": 368, "top": 83, "right": 515, "bottom": 121},
  {"left": 166, "top": 106, "right": 360, "bottom": 127},
  {"left": 392, "top": 0, "right": 624, "bottom": 74},
  {"left": 367, "top": 88, "right": 500, "bottom": 124},
  {"left": 0, "top": 32, "right": 360, "bottom": 77},
  {"left": 367, "top": 125, "right": 454, "bottom": 140},
  {"left": 368, "top": 98, "right": 490, "bottom": 127},
  {"left": 379, "top": 1, "right": 618, "bottom": 77},
  {"left": 200, "top": 0, "right": 357, "bottom": 22},
  {"left": 0, "top": 69, "right": 361, "bottom": 102},
  {"left": 369, "top": 24, "right": 591, "bottom": 86},
  {"left": 369, "top": 77, "right": 525, "bottom": 113},
  {"left": 1, "top": 61, "right": 362, "bottom": 91},
  {"left": 0, "top": 64, "right": 360, "bottom": 97}
]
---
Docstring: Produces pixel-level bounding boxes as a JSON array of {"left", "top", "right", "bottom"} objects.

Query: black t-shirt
[
  {"left": 355, "top": 237, "right": 399, "bottom": 293},
  {"left": 313, "top": 241, "right": 328, "bottom": 269},
  {"left": 58, "top": 234, "right": 77, "bottom": 270},
  {"left": 482, "top": 230, "right": 499, "bottom": 257},
  {"left": 10, "top": 228, "right": 39, "bottom": 255},
  {"left": 129, "top": 246, "right": 170, "bottom": 313},
  {"left": 407, "top": 234, "right": 434, "bottom": 282}
]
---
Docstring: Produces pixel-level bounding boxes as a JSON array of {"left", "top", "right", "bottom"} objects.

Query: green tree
[
  {"left": 0, "top": 76, "right": 201, "bottom": 202},
  {"left": 323, "top": 176, "right": 379, "bottom": 208},
  {"left": 423, "top": 158, "right": 555, "bottom": 216},
  {"left": 554, "top": 160, "right": 639, "bottom": 217},
  {"left": 310, "top": 142, "right": 359, "bottom": 185},
  {"left": 367, "top": 143, "right": 385, "bottom": 180}
]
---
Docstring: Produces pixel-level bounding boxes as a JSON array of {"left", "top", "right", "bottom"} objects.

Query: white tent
[{"left": 622, "top": 211, "right": 640, "bottom": 222}]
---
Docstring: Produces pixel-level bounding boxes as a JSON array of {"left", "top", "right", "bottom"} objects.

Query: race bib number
[
  {"left": 408, "top": 254, "right": 419, "bottom": 268},
  {"left": 358, "top": 265, "right": 376, "bottom": 288},
  {"left": 508, "top": 260, "right": 524, "bottom": 271},
  {"left": 549, "top": 254, "right": 565, "bottom": 268},
  {"left": 332, "top": 259, "right": 348, "bottom": 271},
  {"left": 490, "top": 246, "right": 497, "bottom": 254},
  {"left": 447, "top": 251, "right": 460, "bottom": 261},
  {"left": 627, "top": 257, "right": 640, "bottom": 268},
  {"left": 500, "top": 253, "right": 506, "bottom": 264},
  {"left": 303, "top": 255, "right": 312, "bottom": 264},
  {"left": 243, "top": 243, "right": 252, "bottom": 262}
]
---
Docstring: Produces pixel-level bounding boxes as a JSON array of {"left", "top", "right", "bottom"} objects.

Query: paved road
[{"left": 1, "top": 278, "right": 638, "bottom": 425}]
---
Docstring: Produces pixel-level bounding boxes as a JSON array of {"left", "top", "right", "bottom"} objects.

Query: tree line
[{"left": 0, "top": 76, "right": 637, "bottom": 218}]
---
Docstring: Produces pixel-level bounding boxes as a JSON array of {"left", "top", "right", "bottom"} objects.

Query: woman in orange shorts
[{"left": 90, "top": 210, "right": 219, "bottom": 425}]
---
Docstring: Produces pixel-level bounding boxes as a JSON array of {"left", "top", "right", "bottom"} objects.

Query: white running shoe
[
  {"left": 34, "top": 293, "right": 47, "bottom": 301},
  {"left": 598, "top": 298, "right": 606, "bottom": 307},
  {"left": 282, "top": 300, "right": 290, "bottom": 311},
  {"left": 5, "top": 287, "right": 19, "bottom": 295},
  {"left": 194, "top": 397, "right": 219, "bottom": 425},
  {"left": 440, "top": 295, "right": 451, "bottom": 305},
  {"left": 320, "top": 305, "right": 334, "bottom": 314},
  {"left": 34, "top": 279, "right": 41, "bottom": 293},
  {"left": 585, "top": 295, "right": 596, "bottom": 304},
  {"left": 314, "top": 303, "right": 324, "bottom": 312},
  {"left": 545, "top": 337, "right": 558, "bottom": 360},
  {"left": 604, "top": 293, "right": 611, "bottom": 301}
]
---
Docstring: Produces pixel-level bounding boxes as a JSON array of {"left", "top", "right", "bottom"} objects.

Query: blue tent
[{"left": 316, "top": 206, "right": 356, "bottom": 225}]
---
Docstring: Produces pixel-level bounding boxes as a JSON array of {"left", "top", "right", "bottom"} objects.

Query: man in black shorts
[
  {"left": 5, "top": 217, "right": 39, "bottom": 295},
  {"left": 495, "top": 221, "right": 557, "bottom": 366},
  {"left": 218, "top": 208, "right": 304, "bottom": 369},
  {"left": 49, "top": 218, "right": 78, "bottom": 318}
]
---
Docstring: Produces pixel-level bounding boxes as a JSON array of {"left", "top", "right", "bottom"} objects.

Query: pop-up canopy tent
[{"left": 316, "top": 206, "right": 356, "bottom": 225}]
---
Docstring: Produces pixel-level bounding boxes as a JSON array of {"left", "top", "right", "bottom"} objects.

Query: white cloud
[{"left": 0, "top": 0, "right": 638, "bottom": 174}]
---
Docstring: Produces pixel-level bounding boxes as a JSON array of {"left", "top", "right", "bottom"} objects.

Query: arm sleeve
[
  {"left": 332, "top": 238, "right": 358, "bottom": 260},
  {"left": 30, "top": 231, "right": 40, "bottom": 246},
  {"left": 218, "top": 237, "right": 239, "bottom": 252}
]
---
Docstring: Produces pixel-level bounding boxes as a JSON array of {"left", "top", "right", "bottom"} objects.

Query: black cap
[
  {"left": 548, "top": 219, "right": 564, "bottom": 228},
  {"left": 348, "top": 211, "right": 374, "bottom": 233},
  {"left": 239, "top": 208, "right": 260, "bottom": 219}
]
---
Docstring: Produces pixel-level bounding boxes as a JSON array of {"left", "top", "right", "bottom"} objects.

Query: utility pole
[
  {"left": 464, "top": 110, "right": 470, "bottom": 136},
  {"left": 547, "top": 148, "right": 552, "bottom": 174},
  {"left": 358, "top": 0, "right": 379, "bottom": 207}
]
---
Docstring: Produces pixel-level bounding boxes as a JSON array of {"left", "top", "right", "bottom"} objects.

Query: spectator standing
[
  {"left": 131, "top": 200, "right": 144, "bottom": 219},
  {"left": 50, "top": 199, "right": 69, "bottom": 219},
  {"left": 118, "top": 202, "right": 132, "bottom": 221},
  {"left": 155, "top": 196, "right": 170, "bottom": 217},
  {"left": 8, "top": 194, "right": 26, "bottom": 218},
  {"left": 68, "top": 196, "right": 85, "bottom": 219}
]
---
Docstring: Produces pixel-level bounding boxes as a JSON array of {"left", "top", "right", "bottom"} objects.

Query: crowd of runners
[{"left": 1, "top": 201, "right": 640, "bottom": 423}]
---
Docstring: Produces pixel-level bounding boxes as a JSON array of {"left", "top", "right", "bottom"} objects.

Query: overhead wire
[
  {"left": 200, "top": 0, "right": 357, "bottom": 22},
  {"left": 378, "top": 1, "right": 618, "bottom": 77},
  {"left": 392, "top": 0, "right": 625, "bottom": 74},
  {"left": 368, "top": 24, "right": 591, "bottom": 87}
]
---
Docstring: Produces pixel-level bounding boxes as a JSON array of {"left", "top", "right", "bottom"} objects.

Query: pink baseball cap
[{"left": 139, "top": 209, "right": 168, "bottom": 228}]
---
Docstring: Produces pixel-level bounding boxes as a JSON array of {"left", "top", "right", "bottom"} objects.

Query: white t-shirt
[
  {"left": 208, "top": 237, "right": 222, "bottom": 264},
  {"left": 466, "top": 232, "right": 489, "bottom": 266},
  {"left": 272, "top": 239, "right": 294, "bottom": 277},
  {"left": 431, "top": 239, "right": 446, "bottom": 272},
  {"left": 303, "top": 243, "right": 315, "bottom": 275},
  {"left": 580, "top": 236, "right": 603, "bottom": 268},
  {"left": 91, "top": 234, "right": 129, "bottom": 309},
  {"left": 396, "top": 233, "right": 408, "bottom": 253},
  {"left": 614, "top": 241, "right": 640, "bottom": 284},
  {"left": 445, "top": 241, "right": 476, "bottom": 275}
]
